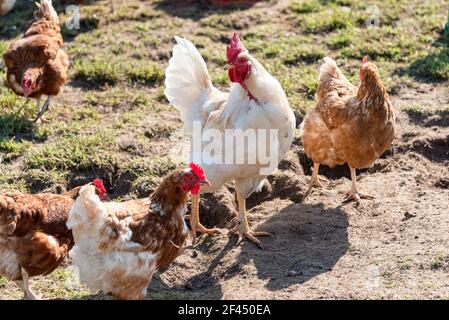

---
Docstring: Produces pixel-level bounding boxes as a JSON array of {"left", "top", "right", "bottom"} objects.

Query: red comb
[
  {"left": 362, "top": 56, "right": 368, "bottom": 64},
  {"left": 93, "top": 178, "right": 106, "bottom": 195},
  {"left": 226, "top": 33, "right": 246, "bottom": 64},
  {"left": 189, "top": 162, "right": 205, "bottom": 180}
]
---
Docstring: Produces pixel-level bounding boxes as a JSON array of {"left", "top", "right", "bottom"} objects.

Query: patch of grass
[
  {"left": 397, "top": 257, "right": 413, "bottom": 271},
  {"left": 0, "top": 276, "right": 7, "bottom": 287},
  {"left": 125, "top": 63, "right": 164, "bottom": 86},
  {"left": 0, "top": 139, "right": 31, "bottom": 162},
  {"left": 402, "top": 104, "right": 427, "bottom": 117},
  {"left": 0, "top": 41, "right": 8, "bottom": 57},
  {"left": 290, "top": 0, "right": 321, "bottom": 14},
  {"left": 430, "top": 254, "right": 448, "bottom": 271},
  {"left": 75, "top": 60, "right": 164, "bottom": 87},
  {"left": 409, "top": 47, "right": 449, "bottom": 80},
  {"left": 25, "top": 132, "right": 118, "bottom": 172},
  {"left": 73, "top": 107, "right": 100, "bottom": 121},
  {"left": 328, "top": 31, "right": 353, "bottom": 49},
  {"left": 74, "top": 59, "right": 121, "bottom": 86},
  {"left": 298, "top": 6, "right": 359, "bottom": 33},
  {"left": 284, "top": 47, "right": 325, "bottom": 65}
]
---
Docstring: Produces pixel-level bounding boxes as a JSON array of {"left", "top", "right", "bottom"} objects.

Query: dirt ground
[
  {"left": 0, "top": 0, "right": 448, "bottom": 300},
  {"left": 147, "top": 91, "right": 449, "bottom": 299}
]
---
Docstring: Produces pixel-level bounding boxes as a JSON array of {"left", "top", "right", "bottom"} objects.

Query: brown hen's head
[
  {"left": 227, "top": 33, "right": 251, "bottom": 85},
  {"left": 359, "top": 59, "right": 381, "bottom": 84},
  {"left": 21, "top": 73, "right": 36, "bottom": 97},
  {"left": 178, "top": 162, "right": 211, "bottom": 195},
  {"left": 359, "top": 56, "right": 369, "bottom": 81},
  {"left": 93, "top": 178, "right": 107, "bottom": 201}
]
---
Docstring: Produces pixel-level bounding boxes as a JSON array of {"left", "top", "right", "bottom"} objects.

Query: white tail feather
[{"left": 164, "top": 37, "right": 215, "bottom": 134}]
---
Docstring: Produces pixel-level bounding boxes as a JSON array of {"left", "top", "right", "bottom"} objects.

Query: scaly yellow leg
[
  {"left": 188, "top": 193, "right": 221, "bottom": 244},
  {"left": 230, "top": 192, "right": 270, "bottom": 249},
  {"left": 343, "top": 167, "right": 375, "bottom": 203}
]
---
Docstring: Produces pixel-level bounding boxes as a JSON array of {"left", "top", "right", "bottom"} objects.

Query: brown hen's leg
[
  {"left": 304, "top": 162, "right": 324, "bottom": 198},
  {"left": 343, "top": 167, "right": 375, "bottom": 203},
  {"left": 15, "top": 267, "right": 40, "bottom": 300},
  {"left": 34, "top": 96, "right": 52, "bottom": 123},
  {"left": 230, "top": 192, "right": 270, "bottom": 250},
  {"left": 189, "top": 193, "right": 221, "bottom": 244}
]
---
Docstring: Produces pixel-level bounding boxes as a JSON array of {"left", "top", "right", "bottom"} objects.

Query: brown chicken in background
[
  {"left": 0, "top": 180, "right": 106, "bottom": 300},
  {"left": 0, "top": 0, "right": 15, "bottom": 16},
  {"left": 300, "top": 56, "right": 396, "bottom": 202},
  {"left": 3, "top": 0, "right": 68, "bottom": 122},
  {"left": 67, "top": 163, "right": 210, "bottom": 300}
]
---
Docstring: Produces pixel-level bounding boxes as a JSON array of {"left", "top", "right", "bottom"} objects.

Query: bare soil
[{"left": 149, "top": 90, "right": 449, "bottom": 300}]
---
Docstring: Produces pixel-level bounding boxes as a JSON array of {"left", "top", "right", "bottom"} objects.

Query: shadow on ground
[
  {"left": 154, "top": 0, "right": 260, "bottom": 21},
  {"left": 184, "top": 202, "right": 348, "bottom": 296},
  {"left": 404, "top": 31, "right": 449, "bottom": 82}
]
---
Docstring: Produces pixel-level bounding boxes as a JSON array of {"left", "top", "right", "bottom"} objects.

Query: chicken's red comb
[
  {"left": 93, "top": 178, "right": 106, "bottom": 195},
  {"left": 226, "top": 33, "right": 246, "bottom": 64},
  {"left": 189, "top": 162, "right": 206, "bottom": 180},
  {"left": 362, "top": 56, "right": 368, "bottom": 64}
]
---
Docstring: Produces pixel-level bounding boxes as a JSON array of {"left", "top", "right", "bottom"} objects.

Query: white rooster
[{"left": 164, "top": 33, "right": 295, "bottom": 248}]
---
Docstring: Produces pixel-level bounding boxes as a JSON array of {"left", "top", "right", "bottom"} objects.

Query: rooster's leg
[
  {"left": 15, "top": 267, "right": 40, "bottom": 300},
  {"left": 343, "top": 167, "right": 375, "bottom": 203},
  {"left": 189, "top": 193, "right": 221, "bottom": 244},
  {"left": 230, "top": 192, "right": 270, "bottom": 250},
  {"left": 34, "top": 96, "right": 52, "bottom": 123}
]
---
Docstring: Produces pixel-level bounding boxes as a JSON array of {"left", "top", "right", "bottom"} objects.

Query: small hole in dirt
[
  {"left": 434, "top": 177, "right": 449, "bottom": 189},
  {"left": 406, "top": 136, "right": 449, "bottom": 163}
]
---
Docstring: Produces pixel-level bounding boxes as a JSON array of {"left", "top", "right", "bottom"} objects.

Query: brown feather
[{"left": 0, "top": 187, "right": 81, "bottom": 280}]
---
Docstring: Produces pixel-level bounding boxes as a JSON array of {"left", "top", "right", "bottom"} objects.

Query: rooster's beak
[{"left": 200, "top": 179, "right": 212, "bottom": 188}]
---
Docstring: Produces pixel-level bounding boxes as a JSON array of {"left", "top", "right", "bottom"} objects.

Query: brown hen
[
  {"left": 300, "top": 57, "right": 396, "bottom": 202},
  {"left": 3, "top": 0, "right": 68, "bottom": 122},
  {"left": 67, "top": 163, "right": 210, "bottom": 300},
  {"left": 0, "top": 187, "right": 78, "bottom": 299}
]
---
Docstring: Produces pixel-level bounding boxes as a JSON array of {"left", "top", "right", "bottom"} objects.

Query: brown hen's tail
[
  {"left": 318, "top": 57, "right": 345, "bottom": 85},
  {"left": 34, "top": 0, "right": 58, "bottom": 21}
]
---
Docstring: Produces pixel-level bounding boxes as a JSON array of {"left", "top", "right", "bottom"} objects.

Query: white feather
[
  {"left": 164, "top": 37, "right": 295, "bottom": 199},
  {"left": 67, "top": 185, "right": 157, "bottom": 297}
]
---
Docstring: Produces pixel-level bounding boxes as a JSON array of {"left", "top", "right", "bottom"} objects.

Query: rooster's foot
[{"left": 230, "top": 224, "right": 270, "bottom": 250}]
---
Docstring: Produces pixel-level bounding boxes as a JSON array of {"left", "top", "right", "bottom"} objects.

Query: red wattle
[
  {"left": 191, "top": 186, "right": 200, "bottom": 195},
  {"left": 228, "top": 68, "right": 235, "bottom": 83}
]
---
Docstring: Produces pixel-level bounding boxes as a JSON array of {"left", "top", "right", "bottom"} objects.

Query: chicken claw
[
  {"left": 343, "top": 192, "right": 375, "bottom": 204},
  {"left": 230, "top": 224, "right": 270, "bottom": 249},
  {"left": 343, "top": 167, "right": 375, "bottom": 204},
  {"left": 190, "top": 222, "right": 221, "bottom": 245}
]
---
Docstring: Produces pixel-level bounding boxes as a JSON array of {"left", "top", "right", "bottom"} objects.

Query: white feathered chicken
[{"left": 164, "top": 34, "right": 295, "bottom": 248}]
